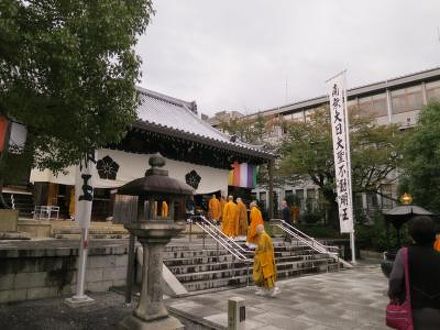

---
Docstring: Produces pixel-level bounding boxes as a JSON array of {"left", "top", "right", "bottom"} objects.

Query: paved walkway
[
  {"left": 169, "top": 263, "right": 388, "bottom": 330},
  {"left": 0, "top": 263, "right": 388, "bottom": 330}
]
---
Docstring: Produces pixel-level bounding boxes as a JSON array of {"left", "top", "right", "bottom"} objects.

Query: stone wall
[
  {"left": 0, "top": 209, "right": 18, "bottom": 232},
  {"left": 0, "top": 241, "right": 128, "bottom": 304}
]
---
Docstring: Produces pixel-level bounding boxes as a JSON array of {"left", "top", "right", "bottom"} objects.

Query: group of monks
[
  {"left": 208, "top": 194, "right": 278, "bottom": 296},
  {"left": 208, "top": 195, "right": 264, "bottom": 245}
]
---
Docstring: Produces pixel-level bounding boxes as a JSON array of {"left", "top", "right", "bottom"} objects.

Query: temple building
[{"left": 29, "top": 88, "right": 274, "bottom": 220}]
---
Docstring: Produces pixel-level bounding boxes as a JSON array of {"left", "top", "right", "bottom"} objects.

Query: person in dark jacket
[
  {"left": 281, "top": 200, "right": 292, "bottom": 242},
  {"left": 388, "top": 216, "right": 440, "bottom": 329},
  {"left": 281, "top": 200, "right": 292, "bottom": 224}
]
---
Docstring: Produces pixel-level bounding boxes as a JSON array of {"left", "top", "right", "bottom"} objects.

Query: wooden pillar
[{"left": 268, "top": 159, "right": 274, "bottom": 220}]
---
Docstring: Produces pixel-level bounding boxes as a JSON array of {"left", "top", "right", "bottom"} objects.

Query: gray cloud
[{"left": 136, "top": 0, "right": 440, "bottom": 116}]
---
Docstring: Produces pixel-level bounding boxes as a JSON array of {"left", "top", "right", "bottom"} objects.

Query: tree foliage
[
  {"left": 279, "top": 107, "right": 403, "bottom": 227},
  {"left": 0, "top": 0, "right": 154, "bottom": 175},
  {"left": 401, "top": 102, "right": 440, "bottom": 212},
  {"left": 217, "top": 114, "right": 267, "bottom": 145}
]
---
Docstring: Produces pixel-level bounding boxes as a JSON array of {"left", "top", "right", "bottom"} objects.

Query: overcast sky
[{"left": 136, "top": 0, "right": 440, "bottom": 116}]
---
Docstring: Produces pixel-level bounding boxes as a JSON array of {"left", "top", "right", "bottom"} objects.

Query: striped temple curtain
[{"left": 228, "top": 162, "right": 258, "bottom": 188}]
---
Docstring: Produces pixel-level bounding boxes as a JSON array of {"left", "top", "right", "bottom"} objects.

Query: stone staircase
[{"left": 163, "top": 237, "right": 342, "bottom": 292}]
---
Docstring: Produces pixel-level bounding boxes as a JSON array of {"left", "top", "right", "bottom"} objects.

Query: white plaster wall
[{"left": 30, "top": 148, "right": 229, "bottom": 195}]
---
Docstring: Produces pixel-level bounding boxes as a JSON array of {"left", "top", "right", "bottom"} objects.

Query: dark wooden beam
[{"left": 268, "top": 159, "right": 274, "bottom": 219}]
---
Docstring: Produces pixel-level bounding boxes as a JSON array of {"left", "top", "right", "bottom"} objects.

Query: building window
[
  {"left": 306, "top": 188, "right": 317, "bottom": 212},
  {"left": 358, "top": 93, "right": 387, "bottom": 118},
  {"left": 426, "top": 81, "right": 440, "bottom": 102},
  {"left": 391, "top": 86, "right": 423, "bottom": 114},
  {"left": 381, "top": 185, "right": 394, "bottom": 209},
  {"left": 296, "top": 189, "right": 304, "bottom": 210},
  {"left": 259, "top": 191, "right": 267, "bottom": 209},
  {"left": 366, "top": 192, "right": 378, "bottom": 209}
]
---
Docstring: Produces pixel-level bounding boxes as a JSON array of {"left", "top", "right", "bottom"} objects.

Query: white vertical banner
[
  {"left": 74, "top": 151, "right": 97, "bottom": 229},
  {"left": 327, "top": 72, "right": 354, "bottom": 234}
]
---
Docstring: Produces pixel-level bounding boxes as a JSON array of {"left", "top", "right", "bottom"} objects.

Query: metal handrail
[
  {"left": 191, "top": 216, "right": 253, "bottom": 287},
  {"left": 195, "top": 222, "right": 250, "bottom": 262},
  {"left": 276, "top": 219, "right": 353, "bottom": 268},
  {"left": 279, "top": 219, "right": 331, "bottom": 252},
  {"left": 198, "top": 216, "right": 251, "bottom": 256}
]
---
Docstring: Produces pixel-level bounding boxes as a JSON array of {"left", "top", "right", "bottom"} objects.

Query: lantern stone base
[
  {"left": 65, "top": 294, "right": 95, "bottom": 308},
  {"left": 119, "top": 314, "right": 184, "bottom": 330}
]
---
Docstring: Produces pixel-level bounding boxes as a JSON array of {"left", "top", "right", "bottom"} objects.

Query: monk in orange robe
[
  {"left": 253, "top": 224, "right": 279, "bottom": 296},
  {"left": 219, "top": 195, "right": 227, "bottom": 222},
  {"left": 236, "top": 198, "right": 248, "bottom": 238},
  {"left": 208, "top": 194, "right": 221, "bottom": 222},
  {"left": 161, "top": 201, "right": 169, "bottom": 218},
  {"left": 222, "top": 196, "right": 238, "bottom": 237},
  {"left": 247, "top": 201, "right": 264, "bottom": 246},
  {"left": 434, "top": 231, "right": 440, "bottom": 252}
]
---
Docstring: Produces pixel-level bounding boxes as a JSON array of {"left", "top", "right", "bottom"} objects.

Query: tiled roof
[{"left": 135, "top": 87, "right": 274, "bottom": 160}]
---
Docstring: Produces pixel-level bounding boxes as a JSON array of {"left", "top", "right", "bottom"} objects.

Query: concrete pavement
[
  {"left": 0, "top": 263, "right": 389, "bottom": 330},
  {"left": 168, "top": 263, "right": 388, "bottom": 329}
]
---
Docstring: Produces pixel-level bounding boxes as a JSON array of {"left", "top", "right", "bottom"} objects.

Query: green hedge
[{"left": 291, "top": 212, "right": 411, "bottom": 252}]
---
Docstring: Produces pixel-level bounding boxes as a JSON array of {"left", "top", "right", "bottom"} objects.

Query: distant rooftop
[{"left": 243, "top": 66, "right": 440, "bottom": 119}]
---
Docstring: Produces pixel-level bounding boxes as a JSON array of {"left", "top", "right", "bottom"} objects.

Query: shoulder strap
[{"left": 403, "top": 247, "right": 411, "bottom": 302}]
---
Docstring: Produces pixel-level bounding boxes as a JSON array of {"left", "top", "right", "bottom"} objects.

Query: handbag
[{"left": 386, "top": 247, "right": 414, "bottom": 330}]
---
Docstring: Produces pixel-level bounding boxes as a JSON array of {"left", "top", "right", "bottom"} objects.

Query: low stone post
[{"left": 228, "top": 297, "right": 246, "bottom": 330}]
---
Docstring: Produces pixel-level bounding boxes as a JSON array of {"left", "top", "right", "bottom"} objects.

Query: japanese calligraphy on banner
[
  {"left": 327, "top": 72, "right": 354, "bottom": 233},
  {"left": 74, "top": 151, "right": 97, "bottom": 229}
]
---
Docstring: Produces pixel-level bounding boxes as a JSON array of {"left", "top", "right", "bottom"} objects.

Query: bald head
[
  {"left": 250, "top": 201, "right": 257, "bottom": 208},
  {"left": 236, "top": 197, "right": 242, "bottom": 203},
  {"left": 228, "top": 195, "right": 233, "bottom": 201},
  {"left": 256, "top": 224, "right": 265, "bottom": 234}
]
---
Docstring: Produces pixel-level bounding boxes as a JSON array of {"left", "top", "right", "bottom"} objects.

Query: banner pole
[
  {"left": 343, "top": 73, "right": 356, "bottom": 265},
  {"left": 350, "top": 231, "right": 356, "bottom": 264},
  {"left": 65, "top": 154, "right": 96, "bottom": 307},
  {"left": 76, "top": 227, "right": 89, "bottom": 298}
]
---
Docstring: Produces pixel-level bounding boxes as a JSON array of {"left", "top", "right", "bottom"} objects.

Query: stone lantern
[{"left": 118, "top": 155, "right": 193, "bottom": 330}]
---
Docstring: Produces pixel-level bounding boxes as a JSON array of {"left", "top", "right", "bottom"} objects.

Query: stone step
[
  {"left": 164, "top": 254, "right": 235, "bottom": 266},
  {"left": 165, "top": 253, "right": 332, "bottom": 273},
  {"left": 163, "top": 249, "right": 232, "bottom": 259},
  {"left": 182, "top": 263, "right": 340, "bottom": 292},
  {"left": 53, "top": 233, "right": 129, "bottom": 240},
  {"left": 165, "top": 244, "right": 220, "bottom": 252},
  {"left": 174, "top": 257, "right": 334, "bottom": 283}
]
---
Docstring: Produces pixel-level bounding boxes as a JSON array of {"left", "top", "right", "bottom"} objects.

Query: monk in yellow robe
[
  {"left": 247, "top": 201, "right": 264, "bottom": 246},
  {"left": 208, "top": 194, "right": 221, "bottom": 222},
  {"left": 222, "top": 196, "right": 238, "bottom": 237},
  {"left": 219, "top": 195, "right": 227, "bottom": 222},
  {"left": 236, "top": 198, "right": 248, "bottom": 238},
  {"left": 253, "top": 224, "right": 279, "bottom": 296},
  {"left": 434, "top": 231, "right": 440, "bottom": 252},
  {"left": 161, "top": 201, "right": 169, "bottom": 218}
]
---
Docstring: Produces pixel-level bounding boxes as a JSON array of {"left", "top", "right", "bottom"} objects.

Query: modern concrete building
[{"left": 213, "top": 67, "right": 440, "bottom": 218}]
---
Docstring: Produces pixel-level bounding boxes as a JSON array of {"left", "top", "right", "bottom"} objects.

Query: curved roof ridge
[{"left": 136, "top": 86, "right": 195, "bottom": 110}]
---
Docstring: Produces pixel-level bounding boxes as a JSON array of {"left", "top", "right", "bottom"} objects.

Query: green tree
[
  {"left": 218, "top": 114, "right": 268, "bottom": 145},
  {"left": 401, "top": 102, "right": 440, "bottom": 212},
  {"left": 280, "top": 107, "right": 402, "bottom": 229},
  {"left": 0, "top": 0, "right": 153, "bottom": 180}
]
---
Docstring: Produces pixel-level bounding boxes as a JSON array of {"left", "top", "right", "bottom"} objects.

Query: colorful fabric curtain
[{"left": 228, "top": 162, "right": 257, "bottom": 188}]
